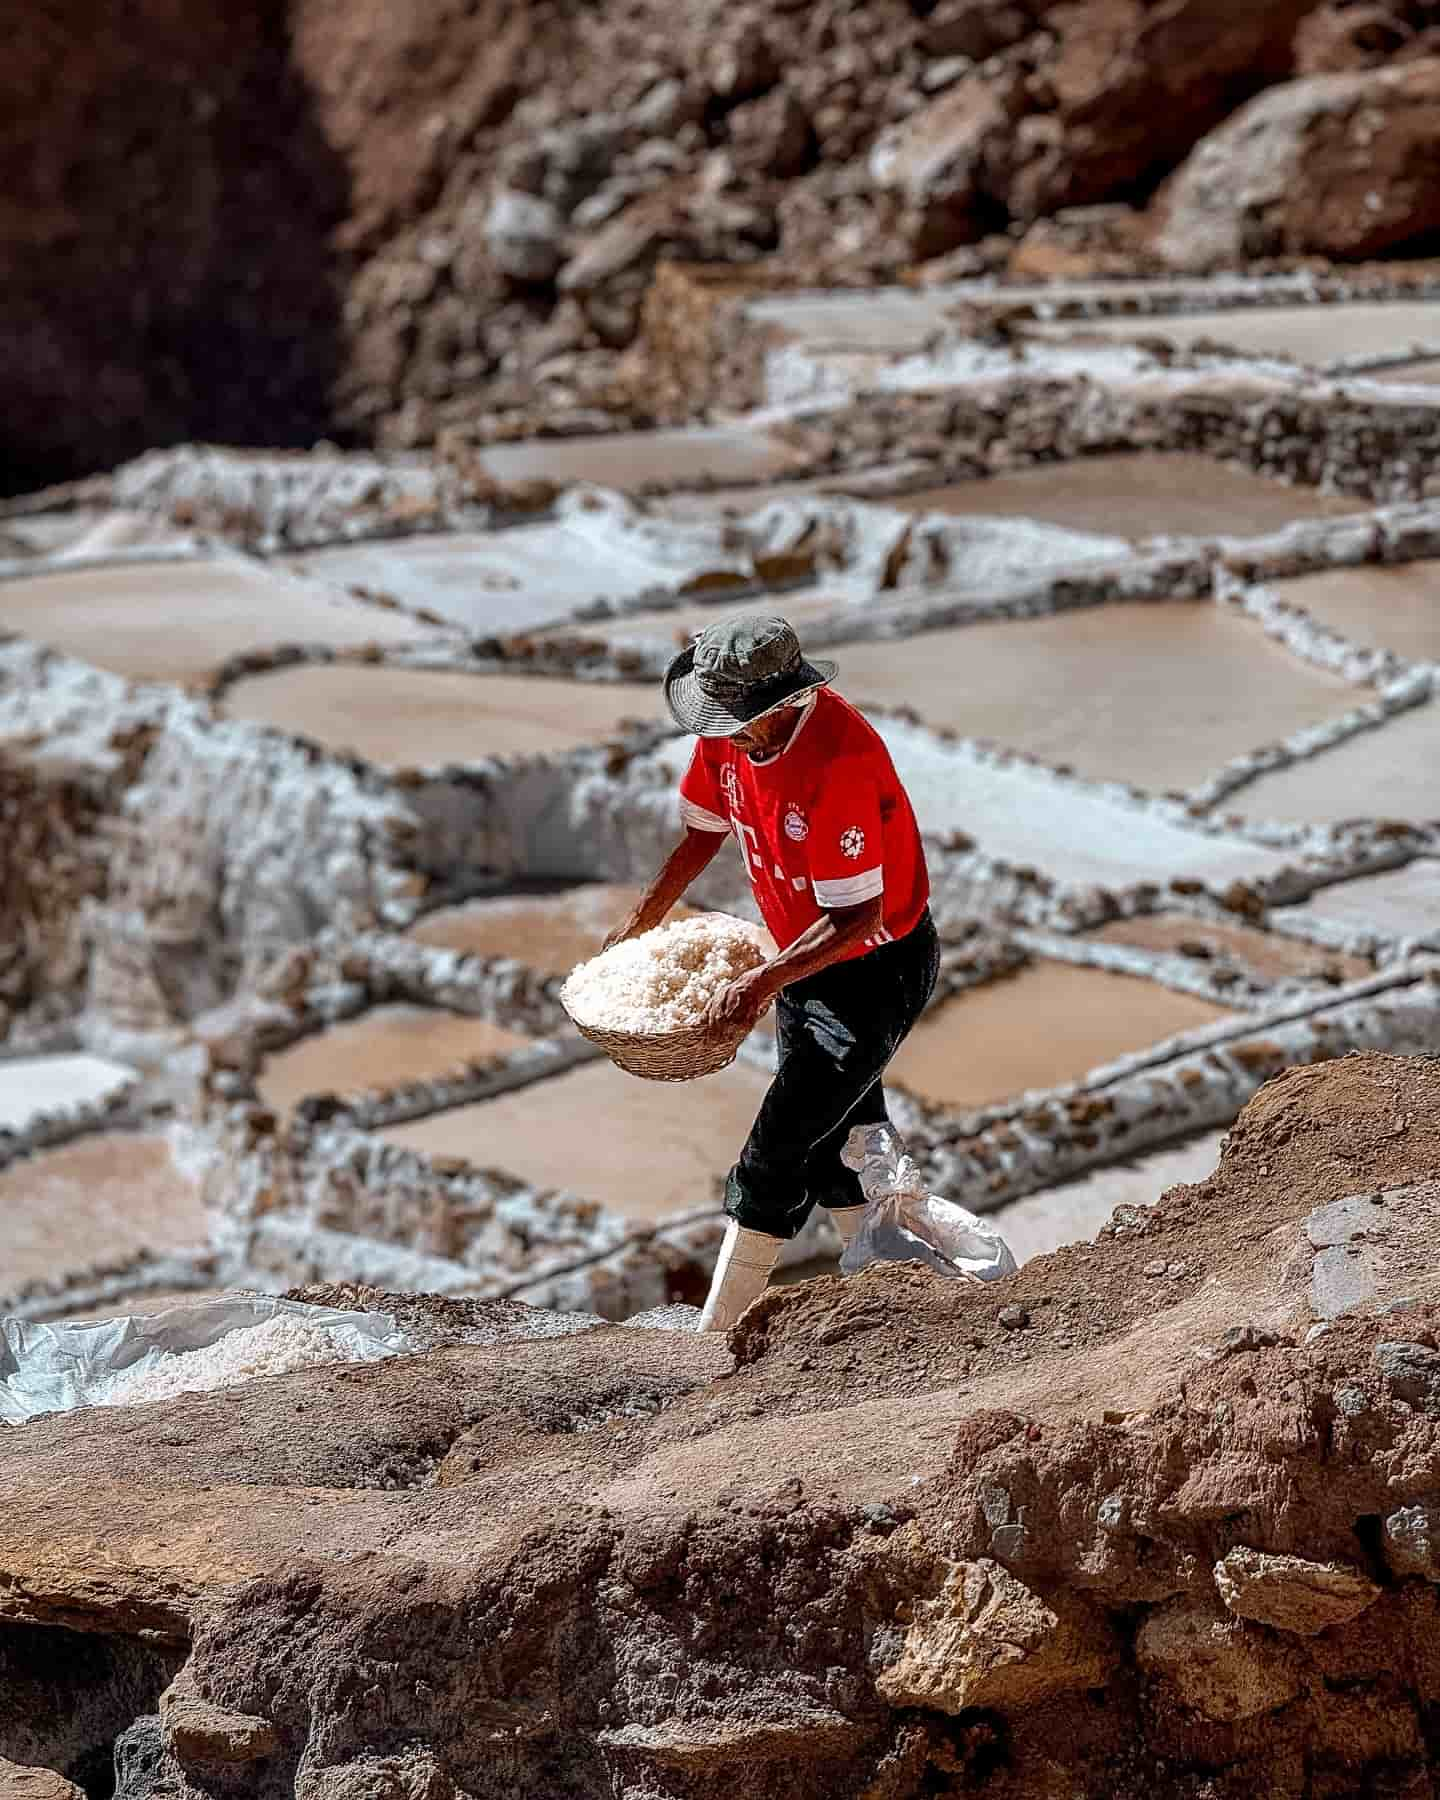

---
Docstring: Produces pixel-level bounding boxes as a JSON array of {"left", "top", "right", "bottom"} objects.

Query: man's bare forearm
[
  {"left": 749, "top": 896, "right": 884, "bottom": 1001},
  {"left": 607, "top": 830, "right": 725, "bottom": 946}
]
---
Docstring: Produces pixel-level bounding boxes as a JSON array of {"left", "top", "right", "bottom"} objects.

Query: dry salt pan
[
  {"left": 562, "top": 915, "right": 767, "bottom": 1035},
  {"left": 92, "top": 1315, "right": 380, "bottom": 1409}
]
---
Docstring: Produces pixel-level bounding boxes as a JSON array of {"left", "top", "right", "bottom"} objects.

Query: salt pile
[
  {"left": 92, "top": 1314, "right": 381, "bottom": 1409},
  {"left": 561, "top": 915, "right": 766, "bottom": 1034}
]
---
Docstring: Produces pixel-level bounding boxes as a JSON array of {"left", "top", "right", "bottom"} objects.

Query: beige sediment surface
[
  {"left": 0, "top": 561, "right": 429, "bottom": 685},
  {"left": 838, "top": 602, "right": 1356, "bottom": 792},
  {"left": 992, "top": 1131, "right": 1226, "bottom": 1265},
  {"left": 886, "top": 452, "right": 1365, "bottom": 539},
  {"left": 888, "top": 960, "right": 1233, "bottom": 1110},
  {"left": 256, "top": 1005, "right": 533, "bottom": 1114},
  {"left": 408, "top": 886, "right": 699, "bottom": 976},
  {"left": 0, "top": 1134, "right": 208, "bottom": 1293},
  {"left": 221, "top": 664, "right": 662, "bottom": 764},
  {"left": 1027, "top": 302, "right": 1440, "bottom": 363},
  {"left": 1271, "top": 563, "right": 1440, "bottom": 665},
  {"left": 1232, "top": 700, "right": 1440, "bottom": 826},
  {"left": 1089, "top": 914, "right": 1371, "bottom": 982},
  {"left": 1280, "top": 859, "right": 1440, "bottom": 944},
  {"left": 477, "top": 425, "right": 808, "bottom": 491},
  {"left": 1367, "top": 359, "right": 1440, "bottom": 387},
  {"left": 379, "top": 1056, "right": 773, "bottom": 1223}
]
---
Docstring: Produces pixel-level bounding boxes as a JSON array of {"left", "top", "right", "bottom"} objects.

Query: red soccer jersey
[{"left": 678, "top": 689, "right": 929, "bottom": 959}]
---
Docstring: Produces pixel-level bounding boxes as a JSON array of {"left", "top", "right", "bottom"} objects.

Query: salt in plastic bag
[{"left": 839, "top": 1123, "right": 1017, "bottom": 1283}]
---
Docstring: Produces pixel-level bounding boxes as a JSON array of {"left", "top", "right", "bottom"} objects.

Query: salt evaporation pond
[
  {"left": 837, "top": 601, "right": 1356, "bottom": 793},
  {"left": 1271, "top": 564, "right": 1440, "bottom": 666},
  {"left": 0, "top": 1054, "right": 136, "bottom": 1134},
  {"left": 409, "top": 886, "right": 699, "bottom": 977},
  {"left": 887, "top": 453, "right": 1364, "bottom": 540},
  {"left": 0, "top": 561, "right": 431, "bottom": 685},
  {"left": 380, "top": 1057, "right": 773, "bottom": 1225},
  {"left": 0, "top": 1133, "right": 207, "bottom": 1292},
  {"left": 1026, "top": 302, "right": 1440, "bottom": 364},
  {"left": 1089, "top": 915, "right": 1370, "bottom": 983},
  {"left": 477, "top": 425, "right": 807, "bottom": 491},
  {"left": 1232, "top": 701, "right": 1440, "bottom": 828},
  {"left": 222, "top": 665, "right": 662, "bottom": 764},
  {"left": 257, "top": 1005, "right": 533, "bottom": 1115},
  {"left": 1278, "top": 860, "right": 1440, "bottom": 947},
  {"left": 887, "top": 961, "right": 1233, "bottom": 1111}
]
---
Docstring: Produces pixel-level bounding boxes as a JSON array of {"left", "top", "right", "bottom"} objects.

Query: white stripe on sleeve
[
  {"left": 680, "top": 797, "right": 730, "bottom": 833},
  {"left": 813, "top": 866, "right": 884, "bottom": 907}
]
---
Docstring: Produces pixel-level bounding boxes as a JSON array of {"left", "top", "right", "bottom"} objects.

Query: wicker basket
[{"left": 562, "top": 999, "right": 772, "bottom": 1082}]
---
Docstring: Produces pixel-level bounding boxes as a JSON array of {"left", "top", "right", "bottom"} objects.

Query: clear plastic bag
[{"left": 839, "top": 1124, "right": 1018, "bottom": 1283}]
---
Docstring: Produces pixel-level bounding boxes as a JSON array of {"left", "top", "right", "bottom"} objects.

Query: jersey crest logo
[
  {"left": 783, "top": 806, "right": 808, "bottom": 842},
  {"left": 720, "top": 764, "right": 740, "bottom": 805},
  {"left": 840, "top": 826, "right": 866, "bottom": 860}
]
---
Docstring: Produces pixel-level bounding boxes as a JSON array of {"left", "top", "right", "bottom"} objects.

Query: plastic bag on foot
[{"left": 838, "top": 1124, "right": 1017, "bottom": 1283}]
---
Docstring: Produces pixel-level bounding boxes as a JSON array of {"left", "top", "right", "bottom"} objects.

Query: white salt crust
[{"left": 92, "top": 1314, "right": 377, "bottom": 1408}]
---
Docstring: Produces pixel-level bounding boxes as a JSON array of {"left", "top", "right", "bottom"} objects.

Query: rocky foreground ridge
[
  {"left": 5, "top": 1050, "right": 1440, "bottom": 1797},
  {"left": 11, "top": 0, "right": 1440, "bottom": 488}
]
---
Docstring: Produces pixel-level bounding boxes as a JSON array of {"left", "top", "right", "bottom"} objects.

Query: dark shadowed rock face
[
  {"left": 0, "top": 0, "right": 352, "bottom": 493},
  {"left": 4, "top": 1056, "right": 1440, "bottom": 1796}
]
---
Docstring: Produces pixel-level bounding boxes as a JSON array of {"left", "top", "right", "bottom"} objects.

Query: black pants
[{"left": 724, "top": 909, "right": 941, "bottom": 1240}]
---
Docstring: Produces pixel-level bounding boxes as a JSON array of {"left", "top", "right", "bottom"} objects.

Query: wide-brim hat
[{"left": 663, "top": 613, "right": 837, "bottom": 737}]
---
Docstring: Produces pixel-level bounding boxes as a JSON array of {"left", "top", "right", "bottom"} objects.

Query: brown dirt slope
[{"left": 3, "top": 1052, "right": 1440, "bottom": 1797}]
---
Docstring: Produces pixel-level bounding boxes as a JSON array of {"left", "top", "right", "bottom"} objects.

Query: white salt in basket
[{"left": 560, "top": 915, "right": 773, "bottom": 1083}]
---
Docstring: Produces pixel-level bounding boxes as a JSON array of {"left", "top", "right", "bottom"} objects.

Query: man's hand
[
  {"left": 703, "top": 968, "right": 771, "bottom": 1040},
  {"left": 602, "top": 912, "right": 645, "bottom": 953}
]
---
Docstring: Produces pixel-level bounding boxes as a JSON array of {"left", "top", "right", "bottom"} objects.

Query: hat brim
[{"left": 663, "top": 645, "right": 838, "bottom": 737}]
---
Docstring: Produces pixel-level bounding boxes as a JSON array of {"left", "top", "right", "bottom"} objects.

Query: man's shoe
[{"left": 699, "top": 1221, "right": 783, "bottom": 1331}]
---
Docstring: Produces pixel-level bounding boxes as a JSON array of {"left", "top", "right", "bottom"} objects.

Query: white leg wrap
[
  {"left": 698, "top": 1221, "right": 783, "bottom": 1332},
  {"left": 828, "top": 1204, "right": 868, "bottom": 1251}
]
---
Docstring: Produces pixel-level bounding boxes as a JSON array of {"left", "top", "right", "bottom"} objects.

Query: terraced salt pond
[
  {"left": 887, "top": 961, "right": 1233, "bottom": 1111},
  {"left": 0, "top": 561, "right": 431, "bottom": 685},
  {"left": 886, "top": 453, "right": 1364, "bottom": 540},
  {"left": 280, "top": 502, "right": 764, "bottom": 636},
  {"left": 380, "top": 1057, "right": 773, "bottom": 1225},
  {"left": 837, "top": 601, "right": 1356, "bottom": 792},
  {"left": 1278, "top": 861, "right": 1440, "bottom": 948},
  {"left": 1026, "top": 302, "right": 1440, "bottom": 364},
  {"left": 1089, "top": 914, "right": 1369, "bottom": 984},
  {"left": 0, "top": 1133, "right": 207, "bottom": 1291},
  {"left": 256, "top": 1005, "right": 534, "bottom": 1114},
  {"left": 1272, "top": 564, "right": 1440, "bottom": 665},
  {"left": 477, "top": 425, "right": 807, "bottom": 492},
  {"left": 222, "top": 665, "right": 662, "bottom": 764},
  {"left": 409, "top": 886, "right": 705, "bottom": 976},
  {"left": 1232, "top": 701, "right": 1440, "bottom": 828}
]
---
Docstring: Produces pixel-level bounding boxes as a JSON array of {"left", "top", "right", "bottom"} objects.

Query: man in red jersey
[{"left": 605, "top": 614, "right": 939, "bottom": 1330}]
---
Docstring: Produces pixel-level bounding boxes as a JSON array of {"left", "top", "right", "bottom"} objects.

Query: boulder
[
  {"left": 483, "top": 189, "right": 566, "bottom": 285},
  {"left": 726, "top": 89, "right": 815, "bottom": 180},
  {"left": 1375, "top": 1340, "right": 1440, "bottom": 1410},
  {"left": 0, "top": 1762, "right": 85, "bottom": 1800},
  {"left": 878, "top": 1556, "right": 1114, "bottom": 1713},
  {"left": 160, "top": 1672, "right": 280, "bottom": 1766},
  {"left": 1213, "top": 1547, "right": 1381, "bottom": 1637},
  {"left": 1136, "top": 1598, "right": 1301, "bottom": 1721},
  {"left": 868, "top": 73, "right": 1023, "bottom": 258},
  {"left": 1152, "top": 61, "right": 1440, "bottom": 271},
  {"left": 1383, "top": 1505, "right": 1440, "bottom": 1581}
]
